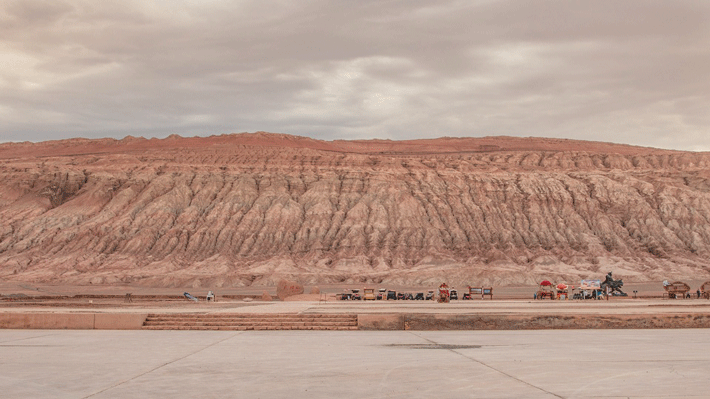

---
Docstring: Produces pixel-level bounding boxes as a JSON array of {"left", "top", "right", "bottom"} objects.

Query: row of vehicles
[{"left": 337, "top": 288, "right": 460, "bottom": 300}]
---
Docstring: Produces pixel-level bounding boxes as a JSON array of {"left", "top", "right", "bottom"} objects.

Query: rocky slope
[{"left": 2, "top": 132, "right": 710, "bottom": 287}]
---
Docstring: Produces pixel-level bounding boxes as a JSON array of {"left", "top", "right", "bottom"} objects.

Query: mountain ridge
[{"left": 0, "top": 131, "right": 693, "bottom": 159}]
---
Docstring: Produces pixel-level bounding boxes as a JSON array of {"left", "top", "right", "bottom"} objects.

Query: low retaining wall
[
  {"left": 358, "top": 313, "right": 710, "bottom": 330},
  {"left": 0, "top": 313, "right": 147, "bottom": 330},
  {"left": 4, "top": 312, "right": 710, "bottom": 330},
  {"left": 357, "top": 314, "right": 405, "bottom": 330}
]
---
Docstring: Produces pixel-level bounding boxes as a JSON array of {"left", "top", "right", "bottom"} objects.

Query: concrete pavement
[{"left": 0, "top": 329, "right": 708, "bottom": 398}]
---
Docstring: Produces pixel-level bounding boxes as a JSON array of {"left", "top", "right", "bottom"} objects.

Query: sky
[{"left": 1, "top": 0, "right": 709, "bottom": 151}]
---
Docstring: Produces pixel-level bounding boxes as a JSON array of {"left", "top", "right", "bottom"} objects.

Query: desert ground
[
  {"left": 1, "top": 279, "right": 705, "bottom": 305},
  {"left": 1, "top": 280, "right": 709, "bottom": 315}
]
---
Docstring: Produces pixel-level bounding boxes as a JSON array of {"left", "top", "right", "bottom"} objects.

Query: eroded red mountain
[{"left": 1, "top": 132, "right": 709, "bottom": 287}]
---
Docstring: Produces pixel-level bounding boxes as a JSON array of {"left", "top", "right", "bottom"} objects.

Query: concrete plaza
[{"left": 0, "top": 329, "right": 708, "bottom": 398}]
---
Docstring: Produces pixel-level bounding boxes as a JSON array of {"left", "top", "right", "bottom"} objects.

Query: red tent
[{"left": 540, "top": 280, "right": 552, "bottom": 286}]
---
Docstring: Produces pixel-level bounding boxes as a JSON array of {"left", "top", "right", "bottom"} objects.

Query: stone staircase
[{"left": 142, "top": 313, "right": 359, "bottom": 331}]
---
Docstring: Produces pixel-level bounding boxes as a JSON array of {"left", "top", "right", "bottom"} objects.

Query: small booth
[
  {"left": 556, "top": 284, "right": 571, "bottom": 300},
  {"left": 663, "top": 281, "right": 690, "bottom": 299},
  {"left": 701, "top": 281, "right": 710, "bottom": 299},
  {"left": 576, "top": 280, "right": 602, "bottom": 300},
  {"left": 437, "top": 283, "right": 450, "bottom": 303},
  {"left": 536, "top": 280, "right": 555, "bottom": 300}
]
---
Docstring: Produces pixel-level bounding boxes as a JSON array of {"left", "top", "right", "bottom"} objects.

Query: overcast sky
[{"left": 1, "top": 1, "right": 709, "bottom": 150}]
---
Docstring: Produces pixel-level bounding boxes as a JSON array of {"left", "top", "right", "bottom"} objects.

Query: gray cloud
[{"left": 1, "top": 0, "right": 709, "bottom": 150}]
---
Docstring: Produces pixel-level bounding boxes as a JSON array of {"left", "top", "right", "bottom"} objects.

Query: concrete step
[
  {"left": 148, "top": 313, "right": 357, "bottom": 320},
  {"left": 143, "top": 323, "right": 358, "bottom": 329},
  {"left": 142, "top": 325, "right": 359, "bottom": 331},
  {"left": 143, "top": 316, "right": 357, "bottom": 323},
  {"left": 144, "top": 320, "right": 358, "bottom": 325},
  {"left": 142, "top": 313, "right": 359, "bottom": 331},
  {"left": 144, "top": 316, "right": 356, "bottom": 322}
]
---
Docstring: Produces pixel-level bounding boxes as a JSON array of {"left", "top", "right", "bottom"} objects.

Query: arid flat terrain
[{"left": 2, "top": 132, "right": 710, "bottom": 288}]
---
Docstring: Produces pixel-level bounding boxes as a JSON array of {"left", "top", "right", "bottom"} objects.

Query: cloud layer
[{"left": 2, "top": 0, "right": 709, "bottom": 150}]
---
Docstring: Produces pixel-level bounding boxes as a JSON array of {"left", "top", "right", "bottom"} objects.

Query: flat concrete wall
[
  {"left": 94, "top": 313, "right": 147, "bottom": 330},
  {"left": 0, "top": 313, "right": 147, "bottom": 330},
  {"left": 358, "top": 314, "right": 404, "bottom": 330}
]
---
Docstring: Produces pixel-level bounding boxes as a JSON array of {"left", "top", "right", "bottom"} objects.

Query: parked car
[
  {"left": 387, "top": 290, "right": 397, "bottom": 300},
  {"left": 450, "top": 289, "right": 458, "bottom": 300},
  {"left": 397, "top": 292, "right": 405, "bottom": 300},
  {"left": 351, "top": 289, "right": 361, "bottom": 300},
  {"left": 338, "top": 293, "right": 352, "bottom": 300},
  {"left": 414, "top": 292, "right": 424, "bottom": 300},
  {"left": 462, "top": 293, "right": 472, "bottom": 300},
  {"left": 425, "top": 291, "right": 434, "bottom": 300}
]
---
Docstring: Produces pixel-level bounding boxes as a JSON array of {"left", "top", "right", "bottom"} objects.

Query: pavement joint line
[
  {"left": 376, "top": 358, "right": 414, "bottom": 396},
  {"left": 81, "top": 331, "right": 243, "bottom": 398},
  {"left": 0, "top": 332, "right": 58, "bottom": 344},
  {"left": 568, "top": 365, "right": 669, "bottom": 398},
  {"left": 407, "top": 331, "right": 565, "bottom": 399}
]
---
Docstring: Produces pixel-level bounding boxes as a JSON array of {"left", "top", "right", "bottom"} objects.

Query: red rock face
[
  {"left": 276, "top": 280, "right": 304, "bottom": 300},
  {"left": 1, "top": 132, "right": 710, "bottom": 287}
]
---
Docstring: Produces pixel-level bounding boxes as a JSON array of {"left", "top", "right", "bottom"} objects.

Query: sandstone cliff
[{"left": 1, "top": 132, "right": 710, "bottom": 287}]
